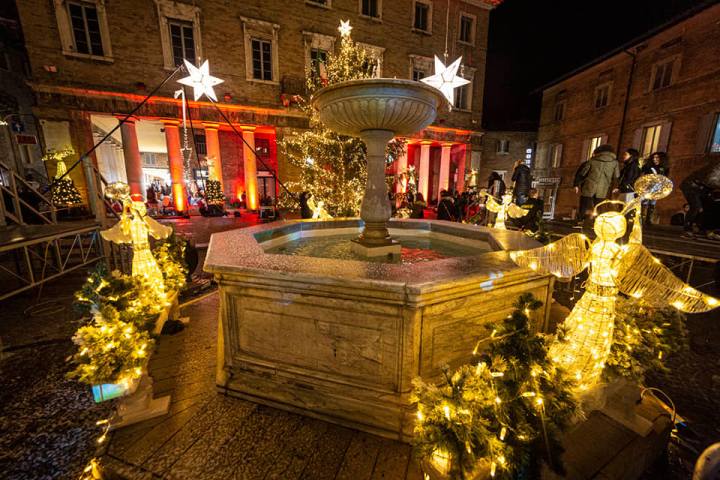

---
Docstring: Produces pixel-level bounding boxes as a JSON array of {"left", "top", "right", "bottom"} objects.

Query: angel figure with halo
[
  {"left": 482, "top": 190, "right": 529, "bottom": 229},
  {"left": 101, "top": 182, "right": 173, "bottom": 290},
  {"left": 509, "top": 174, "right": 718, "bottom": 392}
]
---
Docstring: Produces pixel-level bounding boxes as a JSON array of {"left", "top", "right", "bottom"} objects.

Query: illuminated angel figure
[
  {"left": 510, "top": 175, "right": 719, "bottom": 391},
  {"left": 307, "top": 197, "right": 332, "bottom": 220},
  {"left": 101, "top": 182, "right": 172, "bottom": 288},
  {"left": 483, "top": 191, "right": 529, "bottom": 229}
]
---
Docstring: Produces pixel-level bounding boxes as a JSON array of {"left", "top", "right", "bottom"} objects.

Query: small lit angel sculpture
[
  {"left": 308, "top": 197, "right": 332, "bottom": 220},
  {"left": 510, "top": 175, "right": 718, "bottom": 391},
  {"left": 483, "top": 191, "right": 529, "bottom": 229},
  {"left": 101, "top": 182, "right": 172, "bottom": 289}
]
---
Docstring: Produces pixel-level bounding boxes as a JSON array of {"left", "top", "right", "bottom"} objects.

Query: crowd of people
[{"left": 572, "top": 143, "right": 720, "bottom": 239}]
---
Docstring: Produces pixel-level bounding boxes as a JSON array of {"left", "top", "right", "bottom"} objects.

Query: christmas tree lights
[
  {"left": 44, "top": 147, "right": 83, "bottom": 207},
  {"left": 413, "top": 295, "right": 578, "bottom": 479},
  {"left": 278, "top": 21, "right": 403, "bottom": 217},
  {"left": 204, "top": 156, "right": 225, "bottom": 205}
]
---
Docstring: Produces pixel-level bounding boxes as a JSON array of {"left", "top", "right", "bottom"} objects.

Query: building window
[
  {"left": 358, "top": 42, "right": 384, "bottom": 77},
  {"left": 310, "top": 48, "right": 328, "bottom": 80},
  {"left": 587, "top": 135, "right": 604, "bottom": 159},
  {"left": 651, "top": 58, "right": 676, "bottom": 91},
  {"left": 458, "top": 14, "right": 475, "bottom": 44},
  {"left": 549, "top": 143, "right": 563, "bottom": 168},
  {"left": 554, "top": 101, "right": 566, "bottom": 122},
  {"left": 68, "top": 2, "right": 104, "bottom": 56},
  {"left": 242, "top": 17, "right": 280, "bottom": 83},
  {"left": 710, "top": 114, "right": 720, "bottom": 153},
  {"left": 454, "top": 85, "right": 469, "bottom": 110},
  {"left": 409, "top": 54, "right": 432, "bottom": 82},
  {"left": 53, "top": 0, "right": 113, "bottom": 60},
  {"left": 496, "top": 139, "right": 510, "bottom": 154},
  {"left": 641, "top": 124, "right": 662, "bottom": 156},
  {"left": 194, "top": 134, "right": 207, "bottom": 155},
  {"left": 361, "top": 0, "right": 380, "bottom": 18},
  {"left": 306, "top": 0, "right": 329, "bottom": 6},
  {"left": 412, "top": 68, "right": 425, "bottom": 81},
  {"left": 156, "top": 0, "right": 201, "bottom": 70},
  {"left": 595, "top": 83, "right": 610, "bottom": 109},
  {"left": 251, "top": 38, "right": 273, "bottom": 81},
  {"left": 168, "top": 19, "right": 195, "bottom": 67},
  {"left": 413, "top": 1, "right": 430, "bottom": 32}
]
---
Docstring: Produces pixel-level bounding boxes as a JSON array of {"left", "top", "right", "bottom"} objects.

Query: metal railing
[{"left": 0, "top": 159, "right": 57, "bottom": 226}]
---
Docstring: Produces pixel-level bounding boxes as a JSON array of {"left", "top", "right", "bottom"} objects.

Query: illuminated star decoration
[
  {"left": 338, "top": 20, "right": 353, "bottom": 37},
  {"left": 177, "top": 59, "right": 224, "bottom": 102},
  {"left": 420, "top": 56, "right": 471, "bottom": 107}
]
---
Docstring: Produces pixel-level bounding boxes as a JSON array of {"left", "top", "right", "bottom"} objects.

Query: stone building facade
[
  {"left": 535, "top": 2, "right": 720, "bottom": 222},
  {"left": 14, "top": 0, "right": 501, "bottom": 210},
  {"left": 476, "top": 130, "right": 536, "bottom": 190}
]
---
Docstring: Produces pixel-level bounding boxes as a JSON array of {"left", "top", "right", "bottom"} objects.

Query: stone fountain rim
[
  {"left": 203, "top": 218, "right": 545, "bottom": 295},
  {"left": 310, "top": 77, "right": 447, "bottom": 109}
]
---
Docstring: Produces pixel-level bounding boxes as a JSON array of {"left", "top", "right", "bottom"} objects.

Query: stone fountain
[
  {"left": 204, "top": 79, "right": 551, "bottom": 441},
  {"left": 311, "top": 78, "right": 445, "bottom": 257}
]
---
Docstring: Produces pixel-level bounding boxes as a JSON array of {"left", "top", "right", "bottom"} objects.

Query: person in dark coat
[
  {"left": 511, "top": 160, "right": 532, "bottom": 205},
  {"left": 574, "top": 144, "right": 619, "bottom": 221},
  {"left": 615, "top": 148, "right": 642, "bottom": 203},
  {"left": 410, "top": 192, "right": 426, "bottom": 219},
  {"left": 299, "top": 191, "right": 313, "bottom": 219},
  {"left": 641, "top": 151, "right": 670, "bottom": 224},
  {"left": 515, "top": 188, "right": 544, "bottom": 232},
  {"left": 436, "top": 190, "right": 456, "bottom": 221},
  {"left": 487, "top": 172, "right": 506, "bottom": 197},
  {"left": 680, "top": 159, "right": 720, "bottom": 237}
]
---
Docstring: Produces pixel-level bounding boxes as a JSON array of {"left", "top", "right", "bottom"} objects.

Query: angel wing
[
  {"left": 145, "top": 215, "right": 173, "bottom": 240},
  {"left": 485, "top": 195, "right": 502, "bottom": 213},
  {"left": 507, "top": 203, "right": 530, "bottom": 219},
  {"left": 100, "top": 219, "right": 132, "bottom": 244},
  {"left": 509, "top": 233, "right": 590, "bottom": 280},
  {"left": 616, "top": 244, "right": 719, "bottom": 313}
]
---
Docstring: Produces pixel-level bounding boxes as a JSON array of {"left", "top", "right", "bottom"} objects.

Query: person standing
[
  {"left": 679, "top": 160, "right": 720, "bottom": 238},
  {"left": 574, "top": 144, "right": 619, "bottom": 221},
  {"left": 436, "top": 190, "right": 456, "bottom": 221},
  {"left": 640, "top": 152, "right": 670, "bottom": 224},
  {"left": 299, "top": 191, "right": 313, "bottom": 219},
  {"left": 614, "top": 148, "right": 642, "bottom": 203},
  {"left": 511, "top": 159, "right": 532, "bottom": 205},
  {"left": 410, "top": 192, "right": 426, "bottom": 219}
]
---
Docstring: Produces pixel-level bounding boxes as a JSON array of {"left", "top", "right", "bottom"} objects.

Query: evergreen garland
[
  {"left": 413, "top": 294, "right": 578, "bottom": 479},
  {"left": 152, "top": 234, "right": 189, "bottom": 293},
  {"left": 604, "top": 297, "right": 689, "bottom": 383},
  {"left": 277, "top": 27, "right": 404, "bottom": 217}
]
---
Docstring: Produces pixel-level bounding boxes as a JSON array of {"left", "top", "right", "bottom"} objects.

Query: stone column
[
  {"left": 358, "top": 129, "right": 394, "bottom": 246},
  {"left": 117, "top": 116, "right": 143, "bottom": 198},
  {"left": 438, "top": 142, "right": 452, "bottom": 196},
  {"left": 395, "top": 144, "right": 408, "bottom": 194},
  {"left": 240, "top": 126, "right": 258, "bottom": 210},
  {"left": 162, "top": 119, "right": 187, "bottom": 212},
  {"left": 203, "top": 122, "right": 223, "bottom": 187},
  {"left": 456, "top": 143, "right": 468, "bottom": 193},
  {"left": 418, "top": 141, "right": 432, "bottom": 201}
]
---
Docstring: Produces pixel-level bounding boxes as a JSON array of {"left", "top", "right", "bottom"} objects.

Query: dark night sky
[{"left": 482, "top": 0, "right": 714, "bottom": 131}]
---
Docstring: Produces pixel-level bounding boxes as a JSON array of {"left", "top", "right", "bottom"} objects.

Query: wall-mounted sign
[{"left": 15, "top": 134, "right": 37, "bottom": 145}]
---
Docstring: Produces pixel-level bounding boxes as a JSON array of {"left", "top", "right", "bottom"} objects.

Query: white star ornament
[{"left": 177, "top": 59, "right": 224, "bottom": 102}]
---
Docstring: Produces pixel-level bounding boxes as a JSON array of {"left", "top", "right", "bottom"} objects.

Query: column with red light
[
  {"left": 418, "top": 141, "right": 432, "bottom": 201},
  {"left": 203, "top": 122, "right": 223, "bottom": 188},
  {"left": 395, "top": 142, "right": 408, "bottom": 194},
  {"left": 455, "top": 143, "right": 467, "bottom": 193},
  {"left": 438, "top": 142, "right": 453, "bottom": 196},
  {"left": 162, "top": 119, "right": 186, "bottom": 213},
  {"left": 241, "top": 126, "right": 258, "bottom": 210}
]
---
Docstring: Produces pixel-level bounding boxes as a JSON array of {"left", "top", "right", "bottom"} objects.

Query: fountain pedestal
[{"left": 312, "top": 79, "right": 445, "bottom": 257}]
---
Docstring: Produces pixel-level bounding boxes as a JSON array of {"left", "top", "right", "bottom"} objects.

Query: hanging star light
[
  {"left": 420, "top": 56, "right": 471, "bottom": 106},
  {"left": 177, "top": 59, "right": 224, "bottom": 102},
  {"left": 338, "top": 19, "right": 353, "bottom": 37}
]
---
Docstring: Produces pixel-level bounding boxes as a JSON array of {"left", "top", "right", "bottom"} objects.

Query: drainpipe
[{"left": 616, "top": 49, "right": 637, "bottom": 156}]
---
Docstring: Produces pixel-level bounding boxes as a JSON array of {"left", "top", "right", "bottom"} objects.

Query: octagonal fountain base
[{"left": 204, "top": 219, "right": 551, "bottom": 441}]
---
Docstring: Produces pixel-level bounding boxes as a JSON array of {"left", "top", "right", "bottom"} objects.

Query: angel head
[{"left": 592, "top": 201, "right": 627, "bottom": 241}]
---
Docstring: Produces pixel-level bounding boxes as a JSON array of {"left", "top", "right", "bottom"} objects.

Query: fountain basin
[{"left": 204, "top": 219, "right": 551, "bottom": 441}]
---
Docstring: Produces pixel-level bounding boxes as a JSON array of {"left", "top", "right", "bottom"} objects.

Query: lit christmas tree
[
  {"left": 45, "top": 147, "right": 83, "bottom": 207},
  {"left": 278, "top": 20, "right": 403, "bottom": 216},
  {"left": 204, "top": 156, "right": 225, "bottom": 205}
]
